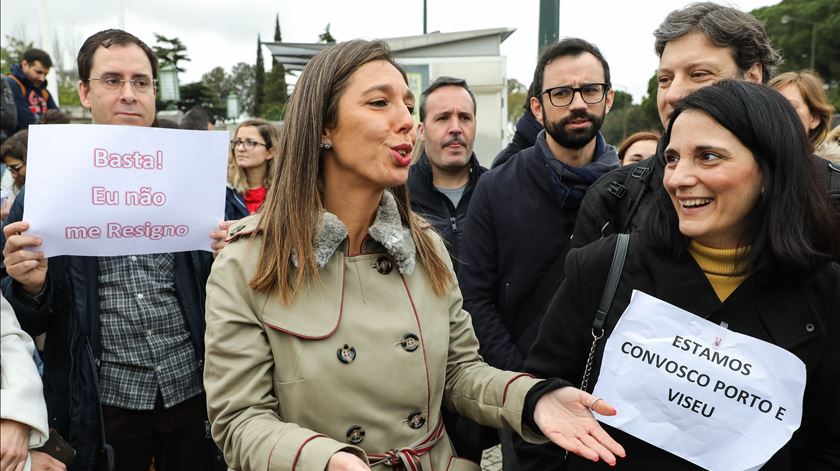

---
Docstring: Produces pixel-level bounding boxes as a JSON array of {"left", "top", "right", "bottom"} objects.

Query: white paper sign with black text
[
  {"left": 592, "top": 290, "right": 806, "bottom": 471},
  {"left": 23, "top": 124, "right": 228, "bottom": 256}
]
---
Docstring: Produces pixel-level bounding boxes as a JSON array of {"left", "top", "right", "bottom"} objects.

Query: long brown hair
[
  {"left": 227, "top": 118, "right": 280, "bottom": 193},
  {"left": 250, "top": 39, "right": 452, "bottom": 303}
]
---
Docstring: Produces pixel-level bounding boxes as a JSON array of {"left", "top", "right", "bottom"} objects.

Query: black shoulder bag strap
[{"left": 580, "top": 233, "right": 630, "bottom": 392}]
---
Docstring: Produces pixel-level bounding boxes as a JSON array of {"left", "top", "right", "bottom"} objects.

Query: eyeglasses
[
  {"left": 7, "top": 163, "right": 25, "bottom": 174},
  {"left": 542, "top": 83, "right": 609, "bottom": 107},
  {"left": 230, "top": 138, "right": 268, "bottom": 151},
  {"left": 88, "top": 76, "right": 156, "bottom": 93}
]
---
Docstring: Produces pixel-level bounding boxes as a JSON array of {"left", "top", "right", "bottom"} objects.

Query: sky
[{"left": 1, "top": 0, "right": 781, "bottom": 104}]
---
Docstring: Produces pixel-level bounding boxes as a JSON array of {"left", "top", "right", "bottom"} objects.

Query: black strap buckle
[
  {"left": 607, "top": 181, "right": 627, "bottom": 199},
  {"left": 630, "top": 166, "right": 650, "bottom": 180}
]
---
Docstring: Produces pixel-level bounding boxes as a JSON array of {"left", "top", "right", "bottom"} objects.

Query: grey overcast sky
[{"left": 1, "top": 0, "right": 779, "bottom": 103}]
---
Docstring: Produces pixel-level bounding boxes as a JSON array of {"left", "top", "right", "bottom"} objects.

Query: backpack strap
[{"left": 609, "top": 161, "right": 653, "bottom": 233}]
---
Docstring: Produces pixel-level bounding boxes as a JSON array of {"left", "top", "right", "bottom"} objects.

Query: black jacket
[
  {"left": 458, "top": 132, "right": 617, "bottom": 372},
  {"left": 1, "top": 190, "right": 213, "bottom": 471},
  {"left": 517, "top": 233, "right": 840, "bottom": 470},
  {"left": 407, "top": 152, "right": 485, "bottom": 273}
]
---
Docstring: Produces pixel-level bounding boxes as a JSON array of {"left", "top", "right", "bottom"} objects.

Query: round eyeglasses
[{"left": 542, "top": 83, "right": 609, "bottom": 107}]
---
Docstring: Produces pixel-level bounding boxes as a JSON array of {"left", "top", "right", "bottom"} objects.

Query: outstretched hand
[{"left": 534, "top": 387, "right": 625, "bottom": 466}]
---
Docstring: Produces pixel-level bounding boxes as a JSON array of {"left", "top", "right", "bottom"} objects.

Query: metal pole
[
  {"left": 423, "top": 0, "right": 427, "bottom": 34},
  {"left": 810, "top": 23, "right": 816, "bottom": 70}
]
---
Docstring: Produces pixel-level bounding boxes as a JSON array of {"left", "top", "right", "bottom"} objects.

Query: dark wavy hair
[{"left": 647, "top": 80, "right": 840, "bottom": 276}]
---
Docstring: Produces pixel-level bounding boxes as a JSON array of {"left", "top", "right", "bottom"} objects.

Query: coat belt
[{"left": 367, "top": 419, "right": 446, "bottom": 470}]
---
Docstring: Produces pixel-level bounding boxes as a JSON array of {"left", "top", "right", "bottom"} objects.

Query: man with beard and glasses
[{"left": 456, "top": 37, "right": 618, "bottom": 469}]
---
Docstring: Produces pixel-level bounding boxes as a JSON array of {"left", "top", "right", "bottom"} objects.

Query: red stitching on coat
[
  {"left": 290, "top": 434, "right": 328, "bottom": 471},
  {"left": 502, "top": 373, "right": 535, "bottom": 405}
]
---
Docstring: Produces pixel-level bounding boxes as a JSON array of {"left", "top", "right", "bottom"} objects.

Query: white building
[{"left": 263, "top": 27, "right": 515, "bottom": 167}]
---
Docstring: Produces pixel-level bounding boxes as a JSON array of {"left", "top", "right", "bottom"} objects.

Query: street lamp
[
  {"left": 781, "top": 15, "right": 817, "bottom": 70},
  {"left": 158, "top": 64, "right": 181, "bottom": 102},
  {"left": 226, "top": 94, "right": 241, "bottom": 121}
]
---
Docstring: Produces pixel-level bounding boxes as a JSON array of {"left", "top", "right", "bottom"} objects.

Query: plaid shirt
[{"left": 97, "top": 254, "right": 203, "bottom": 410}]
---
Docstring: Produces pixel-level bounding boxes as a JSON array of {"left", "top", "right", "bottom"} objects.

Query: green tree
[
  {"left": 752, "top": 0, "right": 840, "bottom": 108},
  {"left": 153, "top": 33, "right": 190, "bottom": 73},
  {"left": 507, "top": 79, "right": 528, "bottom": 124},
  {"left": 1, "top": 35, "right": 34, "bottom": 74},
  {"left": 639, "top": 73, "right": 661, "bottom": 130},
  {"left": 178, "top": 81, "right": 225, "bottom": 121},
  {"left": 319, "top": 23, "right": 336, "bottom": 44},
  {"left": 254, "top": 35, "right": 265, "bottom": 116},
  {"left": 263, "top": 14, "right": 289, "bottom": 121},
  {"left": 201, "top": 63, "right": 257, "bottom": 119}
]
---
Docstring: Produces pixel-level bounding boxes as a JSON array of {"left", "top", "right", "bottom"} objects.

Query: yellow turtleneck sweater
[{"left": 687, "top": 241, "right": 750, "bottom": 302}]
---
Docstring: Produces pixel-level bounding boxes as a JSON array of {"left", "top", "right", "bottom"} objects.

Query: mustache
[
  {"left": 559, "top": 110, "right": 597, "bottom": 125},
  {"left": 442, "top": 136, "right": 468, "bottom": 147}
]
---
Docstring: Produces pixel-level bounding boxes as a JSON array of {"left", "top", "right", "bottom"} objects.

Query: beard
[{"left": 544, "top": 108, "right": 605, "bottom": 150}]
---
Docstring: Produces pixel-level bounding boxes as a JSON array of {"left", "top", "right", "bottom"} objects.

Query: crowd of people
[{"left": 1, "top": 2, "right": 839, "bottom": 471}]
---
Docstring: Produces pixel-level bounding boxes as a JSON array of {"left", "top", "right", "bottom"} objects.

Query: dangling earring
[{"left": 320, "top": 142, "right": 333, "bottom": 151}]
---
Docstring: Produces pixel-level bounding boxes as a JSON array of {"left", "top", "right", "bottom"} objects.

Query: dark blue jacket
[
  {"left": 457, "top": 132, "right": 617, "bottom": 372},
  {"left": 407, "top": 152, "right": 485, "bottom": 273},
  {"left": 6, "top": 64, "right": 58, "bottom": 133},
  {"left": 1, "top": 190, "right": 213, "bottom": 471},
  {"left": 224, "top": 186, "right": 249, "bottom": 221}
]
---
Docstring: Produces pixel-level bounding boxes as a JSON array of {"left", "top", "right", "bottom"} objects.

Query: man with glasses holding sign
[
  {"left": 2, "top": 30, "right": 227, "bottom": 471},
  {"left": 457, "top": 37, "right": 618, "bottom": 468}
]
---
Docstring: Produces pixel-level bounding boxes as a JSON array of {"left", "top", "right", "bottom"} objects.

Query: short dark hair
[
  {"left": 1, "top": 130, "right": 29, "bottom": 163},
  {"left": 22, "top": 48, "right": 52, "bottom": 68},
  {"left": 531, "top": 38, "right": 611, "bottom": 100},
  {"left": 180, "top": 106, "right": 215, "bottom": 130},
  {"left": 648, "top": 80, "right": 840, "bottom": 276},
  {"left": 654, "top": 2, "right": 781, "bottom": 84},
  {"left": 77, "top": 29, "right": 158, "bottom": 83},
  {"left": 418, "top": 76, "right": 476, "bottom": 122}
]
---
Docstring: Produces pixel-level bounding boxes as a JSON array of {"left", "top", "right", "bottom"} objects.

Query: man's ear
[
  {"left": 743, "top": 63, "right": 763, "bottom": 84},
  {"left": 417, "top": 122, "right": 426, "bottom": 141},
  {"left": 78, "top": 80, "right": 91, "bottom": 109},
  {"left": 604, "top": 88, "right": 615, "bottom": 114},
  {"left": 530, "top": 96, "right": 544, "bottom": 126}
]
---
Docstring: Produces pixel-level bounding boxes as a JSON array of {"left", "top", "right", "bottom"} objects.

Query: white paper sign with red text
[
  {"left": 23, "top": 124, "right": 228, "bottom": 256},
  {"left": 592, "top": 290, "right": 806, "bottom": 471}
]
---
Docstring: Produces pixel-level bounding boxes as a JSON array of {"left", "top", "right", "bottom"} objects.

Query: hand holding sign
[{"left": 2, "top": 221, "right": 47, "bottom": 295}]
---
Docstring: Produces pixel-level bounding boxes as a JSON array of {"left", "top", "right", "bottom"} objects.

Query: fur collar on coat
[{"left": 292, "top": 190, "right": 416, "bottom": 275}]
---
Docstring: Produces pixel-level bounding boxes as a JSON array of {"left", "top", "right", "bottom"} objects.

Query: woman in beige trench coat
[{"left": 203, "top": 39, "right": 625, "bottom": 471}]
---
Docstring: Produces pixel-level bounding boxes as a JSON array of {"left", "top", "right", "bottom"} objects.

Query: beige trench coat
[{"left": 204, "top": 198, "right": 546, "bottom": 471}]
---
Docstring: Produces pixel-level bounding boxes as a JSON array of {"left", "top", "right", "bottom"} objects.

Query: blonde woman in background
[{"left": 224, "top": 118, "right": 281, "bottom": 220}]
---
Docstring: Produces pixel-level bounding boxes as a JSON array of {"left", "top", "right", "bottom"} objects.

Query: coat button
[
  {"left": 337, "top": 344, "right": 357, "bottom": 364},
  {"left": 406, "top": 410, "right": 426, "bottom": 429},
  {"left": 375, "top": 256, "right": 393, "bottom": 275},
  {"left": 346, "top": 425, "right": 365, "bottom": 444},
  {"left": 805, "top": 323, "right": 815, "bottom": 333},
  {"left": 400, "top": 333, "right": 420, "bottom": 352}
]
